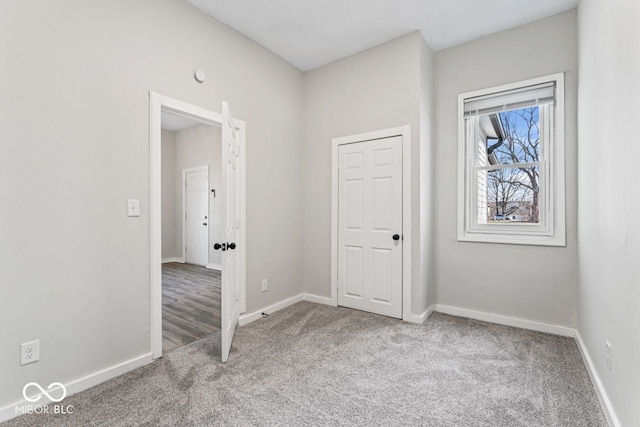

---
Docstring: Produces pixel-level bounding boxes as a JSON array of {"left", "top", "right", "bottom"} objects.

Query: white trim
[
  {"left": 331, "top": 144, "right": 338, "bottom": 306},
  {"left": 150, "top": 92, "right": 163, "bottom": 360},
  {"left": 149, "top": 92, "right": 247, "bottom": 359},
  {"left": 303, "top": 293, "right": 336, "bottom": 306},
  {"left": 238, "top": 293, "right": 342, "bottom": 327},
  {"left": 206, "top": 263, "right": 222, "bottom": 271},
  {"left": 404, "top": 305, "right": 435, "bottom": 325},
  {"left": 330, "top": 125, "right": 412, "bottom": 320},
  {"left": 238, "top": 294, "right": 304, "bottom": 326},
  {"left": 0, "top": 353, "right": 152, "bottom": 423},
  {"left": 162, "top": 257, "right": 185, "bottom": 264},
  {"left": 575, "top": 331, "right": 621, "bottom": 427},
  {"left": 237, "top": 123, "right": 247, "bottom": 315},
  {"left": 182, "top": 166, "right": 209, "bottom": 266},
  {"left": 432, "top": 304, "right": 574, "bottom": 337},
  {"left": 457, "top": 73, "right": 566, "bottom": 247}
]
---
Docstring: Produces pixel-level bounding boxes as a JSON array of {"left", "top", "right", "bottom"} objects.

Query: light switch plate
[{"left": 127, "top": 199, "right": 140, "bottom": 217}]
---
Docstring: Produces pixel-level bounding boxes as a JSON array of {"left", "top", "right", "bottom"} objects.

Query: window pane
[
  {"left": 477, "top": 166, "right": 540, "bottom": 224},
  {"left": 476, "top": 107, "right": 540, "bottom": 167}
]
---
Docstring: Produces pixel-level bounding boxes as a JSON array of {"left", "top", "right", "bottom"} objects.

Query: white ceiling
[
  {"left": 161, "top": 111, "right": 200, "bottom": 131},
  {"left": 186, "top": 0, "right": 577, "bottom": 71}
]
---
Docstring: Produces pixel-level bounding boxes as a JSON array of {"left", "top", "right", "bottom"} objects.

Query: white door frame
[
  {"left": 331, "top": 125, "right": 412, "bottom": 321},
  {"left": 182, "top": 166, "right": 209, "bottom": 265},
  {"left": 149, "top": 92, "right": 246, "bottom": 359}
]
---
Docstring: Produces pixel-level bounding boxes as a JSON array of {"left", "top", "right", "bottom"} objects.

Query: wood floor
[{"left": 162, "top": 262, "right": 221, "bottom": 353}]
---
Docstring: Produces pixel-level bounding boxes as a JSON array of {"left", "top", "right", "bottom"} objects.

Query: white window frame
[{"left": 457, "top": 73, "right": 566, "bottom": 246}]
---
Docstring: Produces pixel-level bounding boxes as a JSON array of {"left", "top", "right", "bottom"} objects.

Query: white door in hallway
[
  {"left": 220, "top": 101, "right": 240, "bottom": 363},
  {"left": 185, "top": 167, "right": 209, "bottom": 266},
  {"left": 337, "top": 136, "right": 403, "bottom": 318}
]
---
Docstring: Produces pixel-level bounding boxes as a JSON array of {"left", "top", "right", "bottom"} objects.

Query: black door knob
[
  {"left": 228, "top": 242, "right": 236, "bottom": 250},
  {"left": 214, "top": 243, "right": 222, "bottom": 250},
  {"left": 392, "top": 234, "right": 400, "bottom": 241},
  {"left": 203, "top": 222, "right": 208, "bottom": 226}
]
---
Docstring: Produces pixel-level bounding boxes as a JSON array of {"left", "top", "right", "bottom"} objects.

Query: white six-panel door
[
  {"left": 185, "top": 168, "right": 209, "bottom": 266},
  {"left": 337, "top": 136, "right": 403, "bottom": 318},
  {"left": 221, "top": 101, "right": 239, "bottom": 363}
]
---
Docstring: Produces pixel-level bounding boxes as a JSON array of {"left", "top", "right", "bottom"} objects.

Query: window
[{"left": 457, "top": 73, "right": 565, "bottom": 246}]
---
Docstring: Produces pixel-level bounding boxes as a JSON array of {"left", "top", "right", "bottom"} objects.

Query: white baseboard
[
  {"left": 238, "top": 293, "right": 343, "bottom": 326},
  {"left": 404, "top": 305, "right": 435, "bottom": 324},
  {"left": 206, "top": 263, "right": 221, "bottom": 271},
  {"left": 432, "top": 304, "right": 575, "bottom": 337},
  {"left": 238, "top": 294, "right": 305, "bottom": 326},
  {"left": 241, "top": 292, "right": 431, "bottom": 326},
  {"left": 302, "top": 293, "right": 336, "bottom": 306},
  {"left": 0, "top": 352, "right": 152, "bottom": 423},
  {"left": 574, "top": 331, "right": 620, "bottom": 427},
  {"left": 162, "top": 257, "right": 184, "bottom": 264}
]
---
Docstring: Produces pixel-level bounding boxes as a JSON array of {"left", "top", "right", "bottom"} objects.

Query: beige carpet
[{"left": 4, "top": 302, "right": 606, "bottom": 426}]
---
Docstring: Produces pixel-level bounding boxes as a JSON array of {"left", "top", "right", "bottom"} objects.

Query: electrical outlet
[
  {"left": 20, "top": 340, "right": 39, "bottom": 366},
  {"left": 605, "top": 341, "right": 612, "bottom": 370},
  {"left": 261, "top": 279, "right": 268, "bottom": 292}
]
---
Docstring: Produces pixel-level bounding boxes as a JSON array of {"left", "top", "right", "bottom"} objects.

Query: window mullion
[{"left": 475, "top": 161, "right": 541, "bottom": 171}]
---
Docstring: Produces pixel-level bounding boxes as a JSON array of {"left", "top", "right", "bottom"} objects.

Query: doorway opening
[
  {"left": 160, "top": 117, "right": 220, "bottom": 353},
  {"left": 150, "top": 93, "right": 246, "bottom": 362}
]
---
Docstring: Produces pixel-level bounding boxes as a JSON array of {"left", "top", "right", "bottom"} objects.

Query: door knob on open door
[
  {"left": 228, "top": 242, "right": 236, "bottom": 250},
  {"left": 392, "top": 234, "right": 400, "bottom": 241},
  {"left": 214, "top": 243, "right": 223, "bottom": 250}
]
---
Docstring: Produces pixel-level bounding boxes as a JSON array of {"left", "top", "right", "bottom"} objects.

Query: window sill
[{"left": 457, "top": 231, "right": 566, "bottom": 247}]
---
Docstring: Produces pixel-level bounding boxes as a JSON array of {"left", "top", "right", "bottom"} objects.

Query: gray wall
[
  {"left": 433, "top": 11, "right": 579, "bottom": 327},
  {"left": 0, "top": 0, "right": 303, "bottom": 409},
  {"left": 161, "top": 129, "right": 177, "bottom": 259},
  {"left": 577, "top": 0, "right": 640, "bottom": 425},
  {"left": 301, "top": 32, "right": 435, "bottom": 316}
]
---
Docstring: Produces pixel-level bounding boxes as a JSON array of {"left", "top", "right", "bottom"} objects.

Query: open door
[{"left": 220, "top": 101, "right": 239, "bottom": 363}]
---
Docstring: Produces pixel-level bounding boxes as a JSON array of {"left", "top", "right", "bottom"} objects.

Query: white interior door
[
  {"left": 220, "top": 101, "right": 239, "bottom": 363},
  {"left": 337, "top": 136, "right": 403, "bottom": 318},
  {"left": 185, "top": 168, "right": 209, "bottom": 266}
]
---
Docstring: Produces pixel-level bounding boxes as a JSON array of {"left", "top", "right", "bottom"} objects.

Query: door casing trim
[{"left": 330, "top": 125, "right": 412, "bottom": 321}]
